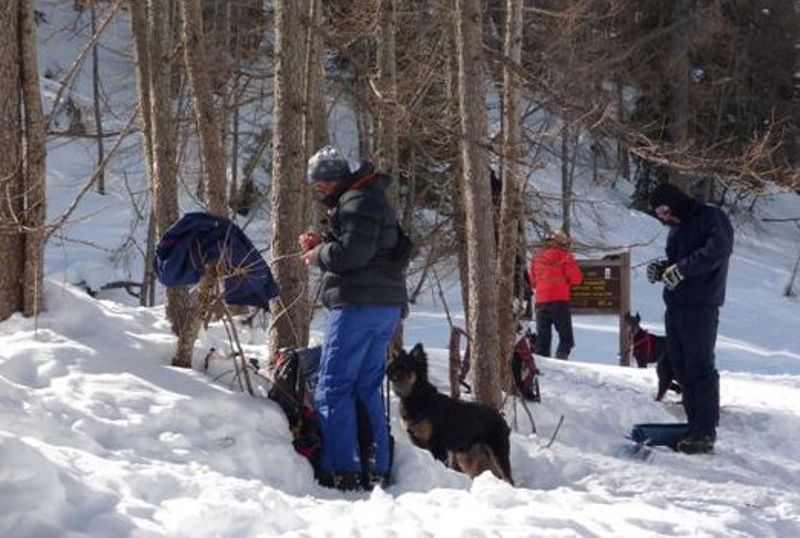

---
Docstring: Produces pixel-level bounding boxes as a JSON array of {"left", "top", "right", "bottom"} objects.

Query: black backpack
[
  {"left": 267, "top": 346, "right": 394, "bottom": 479},
  {"left": 268, "top": 347, "right": 323, "bottom": 464}
]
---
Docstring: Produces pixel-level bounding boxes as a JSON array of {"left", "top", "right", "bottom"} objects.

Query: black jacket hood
[{"left": 649, "top": 183, "right": 696, "bottom": 219}]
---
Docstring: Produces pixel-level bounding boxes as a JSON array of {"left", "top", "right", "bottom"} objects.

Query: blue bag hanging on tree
[{"left": 154, "top": 212, "right": 279, "bottom": 309}]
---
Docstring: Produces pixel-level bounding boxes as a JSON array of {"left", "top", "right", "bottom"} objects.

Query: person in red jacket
[{"left": 528, "top": 229, "right": 583, "bottom": 359}]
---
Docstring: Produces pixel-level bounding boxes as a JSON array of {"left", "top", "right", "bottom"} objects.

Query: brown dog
[{"left": 387, "top": 343, "right": 513, "bottom": 484}]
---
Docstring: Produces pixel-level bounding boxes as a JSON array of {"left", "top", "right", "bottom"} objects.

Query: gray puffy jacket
[{"left": 316, "top": 170, "right": 409, "bottom": 309}]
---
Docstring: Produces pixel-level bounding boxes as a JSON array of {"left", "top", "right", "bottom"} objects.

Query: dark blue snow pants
[
  {"left": 534, "top": 301, "right": 575, "bottom": 359},
  {"left": 665, "top": 305, "right": 720, "bottom": 441},
  {"left": 315, "top": 305, "right": 401, "bottom": 475}
]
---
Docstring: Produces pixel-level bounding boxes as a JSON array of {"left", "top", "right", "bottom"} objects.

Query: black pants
[
  {"left": 665, "top": 305, "right": 720, "bottom": 440},
  {"left": 534, "top": 302, "right": 575, "bottom": 359}
]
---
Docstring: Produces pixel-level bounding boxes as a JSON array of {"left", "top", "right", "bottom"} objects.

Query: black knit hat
[
  {"left": 307, "top": 146, "right": 352, "bottom": 183},
  {"left": 649, "top": 183, "right": 695, "bottom": 219}
]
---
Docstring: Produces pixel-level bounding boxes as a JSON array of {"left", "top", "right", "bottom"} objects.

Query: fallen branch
[{"left": 545, "top": 414, "right": 565, "bottom": 449}]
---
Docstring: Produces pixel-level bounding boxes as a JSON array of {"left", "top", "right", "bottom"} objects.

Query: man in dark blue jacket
[
  {"left": 299, "top": 146, "right": 408, "bottom": 490},
  {"left": 647, "top": 183, "right": 734, "bottom": 454}
]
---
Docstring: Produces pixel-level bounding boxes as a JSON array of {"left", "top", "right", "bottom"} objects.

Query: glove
[
  {"left": 646, "top": 260, "right": 668, "bottom": 283},
  {"left": 662, "top": 264, "right": 684, "bottom": 290},
  {"left": 298, "top": 231, "right": 323, "bottom": 253}
]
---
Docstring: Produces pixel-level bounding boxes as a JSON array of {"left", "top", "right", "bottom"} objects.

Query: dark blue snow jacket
[
  {"left": 664, "top": 204, "right": 734, "bottom": 307},
  {"left": 154, "top": 212, "right": 279, "bottom": 309}
]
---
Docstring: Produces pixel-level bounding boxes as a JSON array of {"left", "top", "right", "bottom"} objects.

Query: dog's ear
[
  {"left": 410, "top": 343, "right": 426, "bottom": 363},
  {"left": 388, "top": 345, "right": 403, "bottom": 364},
  {"left": 634, "top": 311, "right": 641, "bottom": 323}
]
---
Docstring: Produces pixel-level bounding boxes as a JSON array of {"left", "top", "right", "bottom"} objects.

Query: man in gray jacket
[{"left": 299, "top": 146, "right": 408, "bottom": 490}]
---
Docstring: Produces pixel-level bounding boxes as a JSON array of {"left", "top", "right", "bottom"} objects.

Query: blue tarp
[
  {"left": 154, "top": 212, "right": 279, "bottom": 309},
  {"left": 630, "top": 423, "right": 690, "bottom": 449}
]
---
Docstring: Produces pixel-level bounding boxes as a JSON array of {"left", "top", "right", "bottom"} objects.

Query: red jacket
[{"left": 529, "top": 246, "right": 583, "bottom": 304}]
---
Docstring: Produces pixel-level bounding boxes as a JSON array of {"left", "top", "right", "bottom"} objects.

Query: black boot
[
  {"left": 362, "top": 471, "right": 390, "bottom": 490},
  {"left": 317, "top": 471, "right": 364, "bottom": 491},
  {"left": 676, "top": 436, "right": 714, "bottom": 455}
]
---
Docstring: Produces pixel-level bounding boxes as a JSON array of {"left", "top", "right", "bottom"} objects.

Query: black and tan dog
[
  {"left": 387, "top": 343, "right": 513, "bottom": 484},
  {"left": 624, "top": 312, "right": 681, "bottom": 401}
]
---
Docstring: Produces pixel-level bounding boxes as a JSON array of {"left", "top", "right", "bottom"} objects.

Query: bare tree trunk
[
  {"left": 376, "top": 0, "right": 399, "bottom": 207},
  {"left": 131, "top": 0, "right": 191, "bottom": 324},
  {"left": 270, "top": 0, "right": 311, "bottom": 354},
  {"left": 298, "top": 0, "right": 326, "bottom": 335},
  {"left": 615, "top": 78, "right": 629, "bottom": 182},
  {"left": 130, "top": 0, "right": 156, "bottom": 307},
  {"left": 91, "top": 2, "right": 106, "bottom": 195},
  {"left": 0, "top": 0, "right": 45, "bottom": 321},
  {"left": 150, "top": 0, "right": 191, "bottom": 331},
  {"left": 305, "top": 1, "right": 328, "bottom": 156},
  {"left": 455, "top": 0, "right": 501, "bottom": 409},
  {"left": 0, "top": 1, "right": 25, "bottom": 322},
  {"left": 179, "top": 0, "right": 226, "bottom": 214},
  {"left": 229, "top": 101, "right": 240, "bottom": 203},
  {"left": 445, "top": 20, "right": 470, "bottom": 327},
  {"left": 560, "top": 122, "right": 572, "bottom": 236},
  {"left": 176, "top": 0, "right": 230, "bottom": 367},
  {"left": 301, "top": 0, "right": 329, "bottom": 235},
  {"left": 141, "top": 211, "right": 157, "bottom": 306},
  {"left": 496, "top": 0, "right": 523, "bottom": 392},
  {"left": 20, "top": 0, "right": 46, "bottom": 318},
  {"left": 352, "top": 43, "right": 373, "bottom": 160}
]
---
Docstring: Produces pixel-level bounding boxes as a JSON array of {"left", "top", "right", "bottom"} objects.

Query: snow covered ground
[
  {"left": 2, "top": 265, "right": 800, "bottom": 536},
  {"left": 2, "top": 1, "right": 800, "bottom": 536}
]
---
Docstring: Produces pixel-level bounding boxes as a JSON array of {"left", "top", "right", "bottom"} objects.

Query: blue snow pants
[
  {"left": 315, "top": 305, "right": 401, "bottom": 475},
  {"left": 665, "top": 305, "right": 720, "bottom": 441}
]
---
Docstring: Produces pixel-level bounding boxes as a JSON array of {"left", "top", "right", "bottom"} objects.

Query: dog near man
[{"left": 387, "top": 343, "right": 514, "bottom": 484}]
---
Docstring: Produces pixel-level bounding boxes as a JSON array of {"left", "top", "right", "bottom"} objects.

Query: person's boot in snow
[
  {"left": 317, "top": 471, "right": 363, "bottom": 491},
  {"left": 676, "top": 435, "right": 714, "bottom": 454},
  {"left": 362, "top": 471, "right": 390, "bottom": 490}
]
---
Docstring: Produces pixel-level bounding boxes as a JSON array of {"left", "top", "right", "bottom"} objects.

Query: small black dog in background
[
  {"left": 624, "top": 312, "right": 681, "bottom": 401},
  {"left": 387, "top": 343, "right": 513, "bottom": 484}
]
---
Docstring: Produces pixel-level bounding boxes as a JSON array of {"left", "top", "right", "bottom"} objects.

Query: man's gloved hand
[
  {"left": 662, "top": 264, "right": 684, "bottom": 290},
  {"left": 298, "top": 231, "right": 323, "bottom": 253},
  {"left": 646, "top": 260, "right": 668, "bottom": 283}
]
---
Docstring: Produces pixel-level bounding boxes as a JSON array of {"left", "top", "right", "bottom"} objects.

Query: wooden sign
[
  {"left": 572, "top": 260, "right": 622, "bottom": 313},
  {"left": 569, "top": 251, "right": 631, "bottom": 366}
]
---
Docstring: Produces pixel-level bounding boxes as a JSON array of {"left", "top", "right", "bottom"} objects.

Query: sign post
[{"left": 570, "top": 251, "right": 631, "bottom": 366}]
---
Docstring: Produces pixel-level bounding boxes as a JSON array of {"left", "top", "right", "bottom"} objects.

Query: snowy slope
[{"left": 2, "top": 282, "right": 800, "bottom": 537}]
